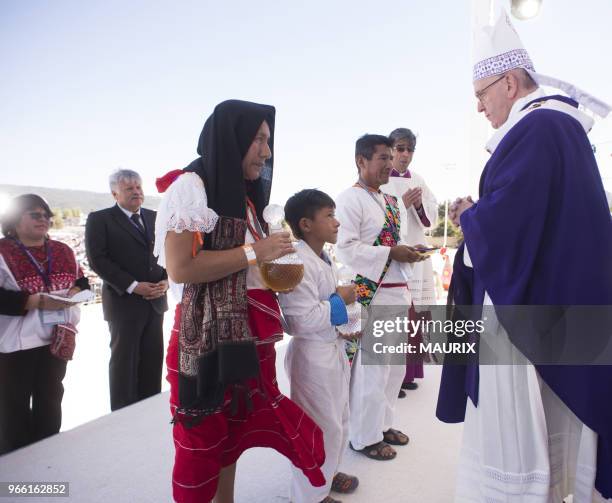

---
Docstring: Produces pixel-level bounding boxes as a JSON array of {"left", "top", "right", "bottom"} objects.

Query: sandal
[
  {"left": 350, "top": 440, "right": 396, "bottom": 460},
  {"left": 319, "top": 497, "right": 342, "bottom": 503},
  {"left": 331, "top": 472, "right": 359, "bottom": 494},
  {"left": 383, "top": 428, "right": 409, "bottom": 446}
]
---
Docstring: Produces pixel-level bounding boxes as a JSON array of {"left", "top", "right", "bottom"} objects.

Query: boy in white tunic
[
  {"left": 336, "top": 134, "right": 428, "bottom": 461},
  {"left": 280, "top": 189, "right": 360, "bottom": 503}
]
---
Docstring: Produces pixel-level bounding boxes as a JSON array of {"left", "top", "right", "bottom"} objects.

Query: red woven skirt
[{"left": 167, "top": 289, "right": 326, "bottom": 503}]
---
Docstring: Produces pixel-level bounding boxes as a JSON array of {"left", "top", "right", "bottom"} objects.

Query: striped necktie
[{"left": 130, "top": 213, "right": 145, "bottom": 235}]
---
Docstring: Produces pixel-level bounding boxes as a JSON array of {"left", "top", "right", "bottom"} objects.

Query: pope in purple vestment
[{"left": 438, "top": 93, "right": 612, "bottom": 499}]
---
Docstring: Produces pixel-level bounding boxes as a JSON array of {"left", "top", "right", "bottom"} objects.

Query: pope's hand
[{"left": 449, "top": 196, "right": 474, "bottom": 226}]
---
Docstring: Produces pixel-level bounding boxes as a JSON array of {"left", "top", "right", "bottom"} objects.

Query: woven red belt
[{"left": 379, "top": 283, "right": 407, "bottom": 288}]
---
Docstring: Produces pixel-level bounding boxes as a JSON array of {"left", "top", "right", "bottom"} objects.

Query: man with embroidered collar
[
  {"left": 437, "top": 8, "right": 612, "bottom": 502},
  {"left": 335, "top": 134, "right": 427, "bottom": 462}
]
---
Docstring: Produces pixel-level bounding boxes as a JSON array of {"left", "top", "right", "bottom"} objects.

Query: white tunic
[
  {"left": 335, "top": 184, "right": 411, "bottom": 450},
  {"left": 457, "top": 91, "right": 607, "bottom": 503},
  {"left": 335, "top": 185, "right": 413, "bottom": 287},
  {"left": 279, "top": 241, "right": 350, "bottom": 503},
  {"left": 381, "top": 171, "right": 437, "bottom": 305}
]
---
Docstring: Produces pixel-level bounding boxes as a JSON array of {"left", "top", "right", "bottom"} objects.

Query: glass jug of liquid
[{"left": 258, "top": 204, "right": 304, "bottom": 292}]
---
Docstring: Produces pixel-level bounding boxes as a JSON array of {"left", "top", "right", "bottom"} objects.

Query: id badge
[{"left": 41, "top": 309, "right": 67, "bottom": 325}]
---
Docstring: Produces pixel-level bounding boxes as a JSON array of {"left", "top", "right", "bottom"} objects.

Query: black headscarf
[
  {"left": 176, "top": 100, "right": 276, "bottom": 417},
  {"left": 184, "top": 99, "right": 275, "bottom": 226}
]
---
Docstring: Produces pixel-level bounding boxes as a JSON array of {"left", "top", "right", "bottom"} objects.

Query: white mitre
[{"left": 472, "top": 9, "right": 611, "bottom": 118}]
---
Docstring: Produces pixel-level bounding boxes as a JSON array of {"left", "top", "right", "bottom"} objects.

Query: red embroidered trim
[
  {"left": 0, "top": 239, "right": 81, "bottom": 294},
  {"left": 245, "top": 198, "right": 263, "bottom": 241}
]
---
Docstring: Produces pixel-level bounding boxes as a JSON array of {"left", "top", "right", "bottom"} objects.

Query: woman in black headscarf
[{"left": 154, "top": 100, "right": 325, "bottom": 503}]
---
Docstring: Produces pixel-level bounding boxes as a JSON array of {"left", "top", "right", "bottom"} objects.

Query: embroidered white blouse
[{"left": 154, "top": 172, "right": 266, "bottom": 291}]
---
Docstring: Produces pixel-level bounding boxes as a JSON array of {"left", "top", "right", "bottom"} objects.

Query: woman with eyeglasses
[{"left": 0, "top": 193, "right": 90, "bottom": 454}]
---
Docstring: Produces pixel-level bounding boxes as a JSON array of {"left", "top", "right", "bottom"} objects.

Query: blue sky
[{"left": 1, "top": 0, "right": 611, "bottom": 206}]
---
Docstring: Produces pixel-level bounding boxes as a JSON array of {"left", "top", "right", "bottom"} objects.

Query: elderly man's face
[
  {"left": 474, "top": 73, "right": 514, "bottom": 129},
  {"left": 113, "top": 178, "right": 144, "bottom": 213}
]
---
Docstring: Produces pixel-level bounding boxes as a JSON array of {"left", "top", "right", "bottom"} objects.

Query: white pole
[
  {"left": 443, "top": 199, "right": 449, "bottom": 248},
  {"left": 441, "top": 162, "right": 456, "bottom": 248}
]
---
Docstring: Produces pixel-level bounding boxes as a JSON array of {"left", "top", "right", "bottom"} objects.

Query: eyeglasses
[
  {"left": 394, "top": 146, "right": 415, "bottom": 153},
  {"left": 475, "top": 74, "right": 506, "bottom": 103},
  {"left": 27, "top": 211, "right": 52, "bottom": 221}
]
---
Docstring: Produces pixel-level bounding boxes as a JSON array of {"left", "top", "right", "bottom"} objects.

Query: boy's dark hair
[
  {"left": 284, "top": 189, "right": 335, "bottom": 239},
  {"left": 355, "top": 134, "right": 393, "bottom": 161},
  {"left": 1, "top": 194, "right": 54, "bottom": 238}
]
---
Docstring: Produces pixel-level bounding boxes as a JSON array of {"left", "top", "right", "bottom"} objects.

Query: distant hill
[{"left": 0, "top": 184, "right": 160, "bottom": 214}]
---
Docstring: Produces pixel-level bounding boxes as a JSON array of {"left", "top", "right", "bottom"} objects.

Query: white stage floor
[{"left": 0, "top": 304, "right": 462, "bottom": 502}]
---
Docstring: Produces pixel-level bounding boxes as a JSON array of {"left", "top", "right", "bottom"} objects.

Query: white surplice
[
  {"left": 381, "top": 171, "right": 437, "bottom": 305},
  {"left": 456, "top": 91, "right": 608, "bottom": 502},
  {"left": 279, "top": 241, "right": 351, "bottom": 503},
  {"left": 335, "top": 185, "right": 412, "bottom": 450}
]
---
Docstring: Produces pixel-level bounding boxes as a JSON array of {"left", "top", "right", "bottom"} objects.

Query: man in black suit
[{"left": 85, "top": 169, "right": 168, "bottom": 411}]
